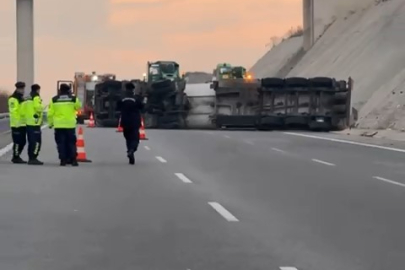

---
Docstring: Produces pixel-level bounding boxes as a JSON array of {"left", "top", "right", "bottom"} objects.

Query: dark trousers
[
  {"left": 26, "top": 125, "right": 42, "bottom": 159},
  {"left": 11, "top": 127, "right": 26, "bottom": 158},
  {"left": 123, "top": 126, "right": 140, "bottom": 153},
  {"left": 54, "top": 128, "right": 77, "bottom": 161}
]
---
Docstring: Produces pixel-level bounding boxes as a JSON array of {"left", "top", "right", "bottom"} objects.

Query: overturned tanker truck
[
  {"left": 210, "top": 63, "right": 261, "bottom": 128},
  {"left": 134, "top": 61, "right": 190, "bottom": 129},
  {"left": 209, "top": 63, "right": 353, "bottom": 131},
  {"left": 93, "top": 80, "right": 125, "bottom": 127},
  {"left": 255, "top": 76, "right": 353, "bottom": 131}
]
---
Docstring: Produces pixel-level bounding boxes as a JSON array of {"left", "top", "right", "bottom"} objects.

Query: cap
[
  {"left": 15, "top": 81, "right": 26, "bottom": 88},
  {"left": 31, "top": 84, "right": 41, "bottom": 91},
  {"left": 60, "top": 83, "right": 71, "bottom": 92}
]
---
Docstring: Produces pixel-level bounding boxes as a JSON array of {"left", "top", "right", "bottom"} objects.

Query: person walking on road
[
  {"left": 116, "top": 82, "right": 144, "bottom": 165},
  {"left": 47, "top": 83, "right": 82, "bottom": 166},
  {"left": 8, "top": 81, "right": 27, "bottom": 164},
  {"left": 24, "top": 84, "right": 44, "bottom": 165}
]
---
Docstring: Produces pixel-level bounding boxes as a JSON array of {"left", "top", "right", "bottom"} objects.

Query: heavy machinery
[
  {"left": 257, "top": 77, "right": 353, "bottom": 131},
  {"left": 210, "top": 63, "right": 260, "bottom": 128},
  {"left": 72, "top": 72, "right": 116, "bottom": 124},
  {"left": 136, "top": 61, "right": 189, "bottom": 129}
]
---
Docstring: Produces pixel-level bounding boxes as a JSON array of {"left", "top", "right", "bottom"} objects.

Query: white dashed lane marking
[
  {"left": 208, "top": 202, "right": 239, "bottom": 222},
  {"left": 144, "top": 146, "right": 150, "bottom": 150},
  {"left": 271, "top": 147, "right": 286, "bottom": 153},
  {"left": 373, "top": 176, "right": 405, "bottom": 188},
  {"left": 175, "top": 173, "right": 192, "bottom": 183},
  {"left": 311, "top": 158, "right": 335, "bottom": 166},
  {"left": 155, "top": 156, "right": 167, "bottom": 163},
  {"left": 223, "top": 135, "right": 230, "bottom": 138}
]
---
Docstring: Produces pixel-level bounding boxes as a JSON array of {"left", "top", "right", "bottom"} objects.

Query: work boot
[
  {"left": 127, "top": 150, "right": 135, "bottom": 165},
  {"left": 66, "top": 159, "right": 72, "bottom": 165},
  {"left": 11, "top": 156, "right": 27, "bottom": 164},
  {"left": 60, "top": 160, "right": 67, "bottom": 166},
  {"left": 128, "top": 155, "right": 135, "bottom": 165},
  {"left": 71, "top": 160, "right": 79, "bottom": 167},
  {"left": 28, "top": 158, "right": 44, "bottom": 165}
]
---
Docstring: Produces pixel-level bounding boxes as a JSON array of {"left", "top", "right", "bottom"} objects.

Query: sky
[{"left": 0, "top": 0, "right": 302, "bottom": 100}]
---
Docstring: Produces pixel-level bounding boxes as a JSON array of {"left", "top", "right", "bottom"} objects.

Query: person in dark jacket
[{"left": 116, "top": 82, "right": 144, "bottom": 165}]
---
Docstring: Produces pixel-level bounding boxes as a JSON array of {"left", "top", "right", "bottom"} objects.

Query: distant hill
[{"left": 184, "top": 72, "right": 212, "bottom": 84}]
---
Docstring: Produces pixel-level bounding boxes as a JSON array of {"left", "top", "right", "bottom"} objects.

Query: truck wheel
[
  {"left": 261, "top": 77, "right": 284, "bottom": 88},
  {"left": 285, "top": 77, "right": 309, "bottom": 87},
  {"left": 333, "top": 105, "right": 347, "bottom": 114},
  {"left": 334, "top": 92, "right": 349, "bottom": 105},
  {"left": 309, "top": 77, "right": 335, "bottom": 88}
]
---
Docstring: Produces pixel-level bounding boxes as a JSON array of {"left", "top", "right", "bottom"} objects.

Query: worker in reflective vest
[
  {"left": 24, "top": 84, "right": 44, "bottom": 165},
  {"left": 48, "top": 83, "right": 82, "bottom": 166},
  {"left": 8, "top": 81, "right": 27, "bottom": 164}
]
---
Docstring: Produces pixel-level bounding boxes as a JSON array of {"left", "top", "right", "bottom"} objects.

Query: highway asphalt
[
  {"left": 0, "top": 127, "right": 405, "bottom": 270},
  {"left": 0, "top": 118, "right": 9, "bottom": 134}
]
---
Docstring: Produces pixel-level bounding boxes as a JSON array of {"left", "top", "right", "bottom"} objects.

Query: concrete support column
[
  {"left": 303, "top": 0, "right": 314, "bottom": 51},
  {"left": 16, "top": 0, "right": 34, "bottom": 95}
]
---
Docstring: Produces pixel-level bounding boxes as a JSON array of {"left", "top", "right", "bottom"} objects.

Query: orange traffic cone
[
  {"left": 87, "top": 112, "right": 95, "bottom": 127},
  {"left": 116, "top": 117, "right": 123, "bottom": 132},
  {"left": 87, "top": 113, "right": 96, "bottom": 127},
  {"left": 76, "top": 127, "right": 92, "bottom": 162},
  {"left": 139, "top": 117, "right": 148, "bottom": 140}
]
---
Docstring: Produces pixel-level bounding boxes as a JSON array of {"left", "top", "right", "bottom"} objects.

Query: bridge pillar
[
  {"left": 16, "top": 0, "right": 34, "bottom": 95},
  {"left": 303, "top": 0, "right": 314, "bottom": 51}
]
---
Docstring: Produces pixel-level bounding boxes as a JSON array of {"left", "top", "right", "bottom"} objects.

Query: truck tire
[
  {"left": 285, "top": 77, "right": 309, "bottom": 87},
  {"left": 334, "top": 92, "right": 349, "bottom": 105},
  {"left": 261, "top": 77, "right": 284, "bottom": 88},
  {"left": 333, "top": 104, "right": 347, "bottom": 114},
  {"left": 338, "top": 80, "right": 347, "bottom": 90},
  {"left": 309, "top": 77, "right": 335, "bottom": 88}
]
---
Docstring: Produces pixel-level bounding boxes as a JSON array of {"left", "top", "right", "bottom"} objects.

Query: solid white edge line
[
  {"left": 280, "top": 267, "right": 298, "bottom": 270},
  {"left": 271, "top": 147, "right": 286, "bottom": 153},
  {"left": 284, "top": 132, "right": 405, "bottom": 153},
  {"left": 208, "top": 202, "right": 239, "bottom": 222},
  {"left": 175, "top": 173, "right": 192, "bottom": 183},
  {"left": 144, "top": 146, "right": 150, "bottom": 150},
  {"left": 155, "top": 156, "right": 167, "bottom": 163},
  {"left": 373, "top": 176, "right": 405, "bottom": 187},
  {"left": 312, "top": 158, "right": 335, "bottom": 166},
  {"left": 0, "top": 125, "right": 48, "bottom": 157}
]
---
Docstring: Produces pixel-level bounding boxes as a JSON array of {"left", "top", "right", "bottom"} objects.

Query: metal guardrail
[{"left": 0, "top": 110, "right": 48, "bottom": 135}]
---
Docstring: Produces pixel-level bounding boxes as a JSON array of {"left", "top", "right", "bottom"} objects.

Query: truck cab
[
  {"left": 146, "top": 61, "right": 183, "bottom": 83},
  {"left": 73, "top": 72, "right": 116, "bottom": 124}
]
